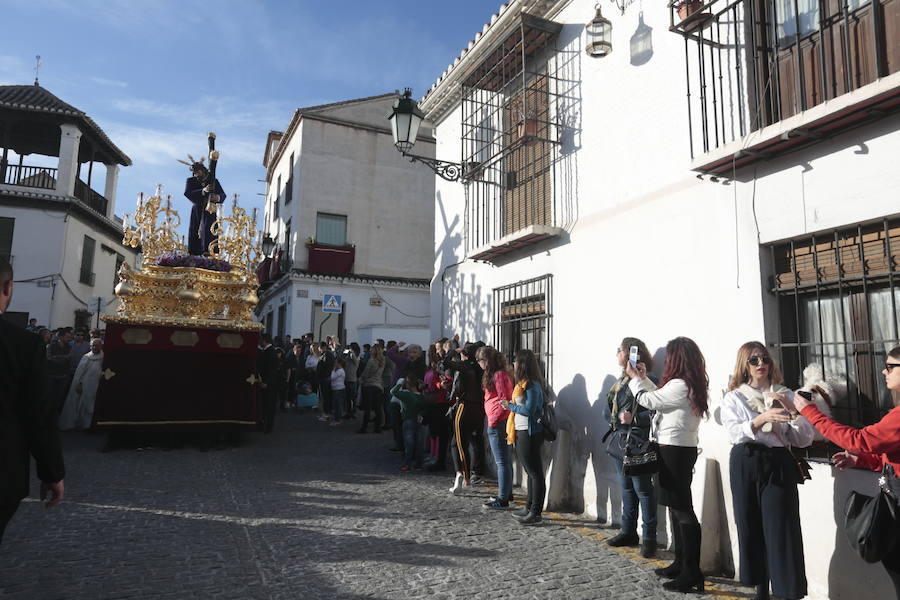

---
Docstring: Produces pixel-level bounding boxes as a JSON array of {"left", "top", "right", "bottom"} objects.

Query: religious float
[{"left": 93, "top": 136, "right": 265, "bottom": 433}]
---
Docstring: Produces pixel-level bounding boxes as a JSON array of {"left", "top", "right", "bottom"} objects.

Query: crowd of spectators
[{"left": 23, "top": 320, "right": 106, "bottom": 432}]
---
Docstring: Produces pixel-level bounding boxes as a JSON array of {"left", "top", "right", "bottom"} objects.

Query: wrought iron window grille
[
  {"left": 492, "top": 274, "right": 553, "bottom": 387},
  {"left": 768, "top": 215, "right": 900, "bottom": 458}
]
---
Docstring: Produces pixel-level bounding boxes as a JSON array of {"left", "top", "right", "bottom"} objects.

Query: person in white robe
[{"left": 59, "top": 338, "right": 104, "bottom": 431}]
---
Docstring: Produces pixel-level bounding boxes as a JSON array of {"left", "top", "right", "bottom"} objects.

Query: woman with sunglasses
[
  {"left": 625, "top": 337, "right": 708, "bottom": 593},
  {"left": 794, "top": 346, "right": 900, "bottom": 599},
  {"left": 722, "top": 342, "right": 814, "bottom": 600}
]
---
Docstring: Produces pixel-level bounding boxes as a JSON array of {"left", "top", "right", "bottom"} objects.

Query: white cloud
[
  {"left": 103, "top": 122, "right": 263, "bottom": 167},
  {"left": 91, "top": 76, "right": 128, "bottom": 88},
  {"left": 109, "top": 96, "right": 289, "bottom": 131}
]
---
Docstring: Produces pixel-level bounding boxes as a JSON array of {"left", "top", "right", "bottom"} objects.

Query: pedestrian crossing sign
[{"left": 323, "top": 294, "right": 342, "bottom": 313}]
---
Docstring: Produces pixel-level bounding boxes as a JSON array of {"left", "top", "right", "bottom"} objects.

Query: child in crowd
[
  {"left": 390, "top": 374, "right": 429, "bottom": 471},
  {"left": 329, "top": 357, "right": 346, "bottom": 426}
]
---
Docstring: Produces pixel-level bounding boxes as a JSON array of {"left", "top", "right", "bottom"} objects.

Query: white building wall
[
  {"left": 429, "top": 2, "right": 900, "bottom": 598},
  {"left": 259, "top": 276, "right": 430, "bottom": 347},
  {"left": 3, "top": 205, "right": 136, "bottom": 328}
]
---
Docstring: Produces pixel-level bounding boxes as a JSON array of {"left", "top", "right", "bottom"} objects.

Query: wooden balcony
[{"left": 670, "top": 0, "right": 900, "bottom": 176}]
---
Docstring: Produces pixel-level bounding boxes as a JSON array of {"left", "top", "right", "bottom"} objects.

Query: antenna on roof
[{"left": 34, "top": 55, "right": 42, "bottom": 86}]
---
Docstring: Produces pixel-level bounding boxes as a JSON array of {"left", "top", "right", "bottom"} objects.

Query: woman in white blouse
[
  {"left": 625, "top": 336, "right": 709, "bottom": 593},
  {"left": 721, "top": 342, "right": 814, "bottom": 600}
]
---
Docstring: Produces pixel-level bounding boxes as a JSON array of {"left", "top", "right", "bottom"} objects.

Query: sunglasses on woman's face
[
  {"left": 885, "top": 363, "right": 900, "bottom": 373},
  {"left": 747, "top": 356, "right": 772, "bottom": 367}
]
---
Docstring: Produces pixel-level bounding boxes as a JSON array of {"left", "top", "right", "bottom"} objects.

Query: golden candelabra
[{"left": 106, "top": 188, "right": 264, "bottom": 331}]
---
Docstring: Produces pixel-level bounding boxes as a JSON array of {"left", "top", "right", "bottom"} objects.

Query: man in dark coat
[
  {"left": 0, "top": 258, "right": 65, "bottom": 543},
  {"left": 183, "top": 163, "right": 226, "bottom": 256},
  {"left": 256, "top": 333, "right": 279, "bottom": 434}
]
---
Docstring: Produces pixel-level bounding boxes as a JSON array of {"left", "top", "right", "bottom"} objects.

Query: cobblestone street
[{"left": 1, "top": 413, "right": 739, "bottom": 599}]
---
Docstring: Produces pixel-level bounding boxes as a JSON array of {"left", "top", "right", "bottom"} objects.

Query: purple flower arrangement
[{"left": 154, "top": 252, "right": 232, "bottom": 272}]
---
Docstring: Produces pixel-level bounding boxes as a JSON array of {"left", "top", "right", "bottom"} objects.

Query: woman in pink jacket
[{"left": 476, "top": 346, "right": 513, "bottom": 508}]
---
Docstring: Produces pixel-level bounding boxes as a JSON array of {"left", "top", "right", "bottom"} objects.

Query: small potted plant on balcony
[{"left": 675, "top": 1, "right": 712, "bottom": 32}]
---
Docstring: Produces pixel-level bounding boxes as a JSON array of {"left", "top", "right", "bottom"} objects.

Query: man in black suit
[
  {"left": 0, "top": 257, "right": 65, "bottom": 543},
  {"left": 256, "top": 333, "right": 279, "bottom": 433}
]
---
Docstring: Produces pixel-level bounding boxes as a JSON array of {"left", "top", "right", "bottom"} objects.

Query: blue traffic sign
[{"left": 323, "top": 294, "right": 342, "bottom": 313}]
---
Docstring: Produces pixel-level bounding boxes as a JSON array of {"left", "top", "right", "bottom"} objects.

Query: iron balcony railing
[
  {"left": 74, "top": 179, "right": 109, "bottom": 217},
  {"left": 669, "top": 0, "right": 900, "bottom": 161},
  {"left": 1, "top": 164, "right": 58, "bottom": 189}
]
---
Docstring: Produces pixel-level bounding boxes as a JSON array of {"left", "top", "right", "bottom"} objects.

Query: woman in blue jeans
[
  {"left": 476, "top": 346, "right": 513, "bottom": 508},
  {"left": 606, "top": 337, "right": 657, "bottom": 557}
]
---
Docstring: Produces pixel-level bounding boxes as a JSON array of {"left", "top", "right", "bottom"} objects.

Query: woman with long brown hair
[
  {"left": 476, "top": 346, "right": 513, "bottom": 508},
  {"left": 500, "top": 349, "right": 547, "bottom": 524},
  {"left": 722, "top": 342, "right": 813, "bottom": 600},
  {"left": 625, "top": 336, "right": 709, "bottom": 593}
]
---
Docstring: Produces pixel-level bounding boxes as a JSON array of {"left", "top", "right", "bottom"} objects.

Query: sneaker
[
  {"left": 607, "top": 532, "right": 640, "bottom": 547},
  {"left": 450, "top": 474, "right": 472, "bottom": 495},
  {"left": 641, "top": 539, "right": 657, "bottom": 558},
  {"left": 317, "top": 416, "right": 330, "bottom": 422},
  {"left": 399, "top": 465, "right": 410, "bottom": 472},
  {"left": 329, "top": 420, "right": 341, "bottom": 427},
  {"left": 513, "top": 507, "right": 531, "bottom": 517},
  {"left": 483, "top": 499, "right": 510, "bottom": 509},
  {"left": 470, "top": 475, "right": 485, "bottom": 485},
  {"left": 388, "top": 447, "right": 402, "bottom": 452}
]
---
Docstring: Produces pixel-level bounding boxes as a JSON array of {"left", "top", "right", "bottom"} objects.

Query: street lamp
[
  {"left": 261, "top": 234, "right": 276, "bottom": 257},
  {"left": 386, "top": 88, "right": 463, "bottom": 182},
  {"left": 586, "top": 4, "right": 613, "bottom": 58}
]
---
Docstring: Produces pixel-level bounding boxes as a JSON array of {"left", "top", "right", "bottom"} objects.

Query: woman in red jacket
[{"left": 793, "top": 346, "right": 900, "bottom": 599}]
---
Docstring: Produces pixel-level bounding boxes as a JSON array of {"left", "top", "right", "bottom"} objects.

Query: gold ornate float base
[{"left": 109, "top": 263, "right": 263, "bottom": 331}]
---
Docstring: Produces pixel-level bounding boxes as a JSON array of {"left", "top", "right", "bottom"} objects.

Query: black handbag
[
  {"left": 603, "top": 425, "right": 647, "bottom": 461},
  {"left": 844, "top": 465, "right": 900, "bottom": 563}
]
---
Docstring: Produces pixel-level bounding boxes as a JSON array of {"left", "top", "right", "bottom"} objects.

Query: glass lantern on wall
[{"left": 585, "top": 4, "right": 612, "bottom": 58}]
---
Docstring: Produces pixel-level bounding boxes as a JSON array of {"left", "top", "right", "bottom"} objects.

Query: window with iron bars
[
  {"left": 492, "top": 274, "right": 553, "bottom": 387},
  {"left": 460, "top": 14, "right": 564, "bottom": 253},
  {"left": 768, "top": 216, "right": 900, "bottom": 458}
]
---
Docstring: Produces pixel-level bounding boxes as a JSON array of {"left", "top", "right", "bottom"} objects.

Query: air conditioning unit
[{"left": 369, "top": 296, "right": 383, "bottom": 306}]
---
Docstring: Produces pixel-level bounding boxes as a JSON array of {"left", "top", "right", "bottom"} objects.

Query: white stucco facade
[
  {"left": 424, "top": 2, "right": 900, "bottom": 598},
  {"left": 0, "top": 94, "right": 135, "bottom": 330},
  {"left": 257, "top": 94, "right": 435, "bottom": 345}
]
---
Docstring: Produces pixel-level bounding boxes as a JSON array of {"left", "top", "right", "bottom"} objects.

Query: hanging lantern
[
  {"left": 629, "top": 11, "right": 653, "bottom": 66},
  {"left": 386, "top": 88, "right": 424, "bottom": 153},
  {"left": 585, "top": 3, "right": 613, "bottom": 58}
]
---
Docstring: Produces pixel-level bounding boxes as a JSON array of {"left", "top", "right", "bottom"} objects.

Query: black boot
[
  {"left": 662, "top": 523, "right": 704, "bottom": 593},
  {"left": 654, "top": 521, "right": 683, "bottom": 578},
  {"left": 754, "top": 582, "right": 770, "bottom": 600}
]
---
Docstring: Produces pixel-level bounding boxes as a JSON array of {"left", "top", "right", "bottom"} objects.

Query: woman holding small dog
[{"left": 722, "top": 342, "right": 814, "bottom": 600}]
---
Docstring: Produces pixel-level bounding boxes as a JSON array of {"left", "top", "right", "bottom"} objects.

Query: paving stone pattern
[{"left": 0, "top": 413, "right": 727, "bottom": 599}]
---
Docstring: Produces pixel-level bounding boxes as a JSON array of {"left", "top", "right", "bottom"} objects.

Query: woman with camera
[
  {"left": 625, "top": 336, "right": 708, "bottom": 593},
  {"left": 722, "top": 342, "right": 814, "bottom": 600},
  {"left": 794, "top": 346, "right": 900, "bottom": 599},
  {"left": 606, "top": 338, "right": 658, "bottom": 557}
]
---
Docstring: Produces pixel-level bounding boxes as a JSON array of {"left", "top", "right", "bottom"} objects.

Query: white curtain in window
[
  {"left": 315, "top": 214, "right": 346, "bottom": 246},
  {"left": 803, "top": 295, "right": 851, "bottom": 382},
  {"left": 776, "top": 0, "right": 820, "bottom": 43}
]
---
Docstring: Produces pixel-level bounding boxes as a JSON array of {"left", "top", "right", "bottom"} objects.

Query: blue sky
[{"left": 0, "top": 0, "right": 501, "bottom": 233}]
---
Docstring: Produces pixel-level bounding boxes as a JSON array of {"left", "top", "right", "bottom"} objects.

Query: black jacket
[
  {"left": 256, "top": 345, "right": 279, "bottom": 387},
  {"left": 442, "top": 353, "right": 484, "bottom": 411},
  {"left": 0, "top": 320, "right": 65, "bottom": 503}
]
